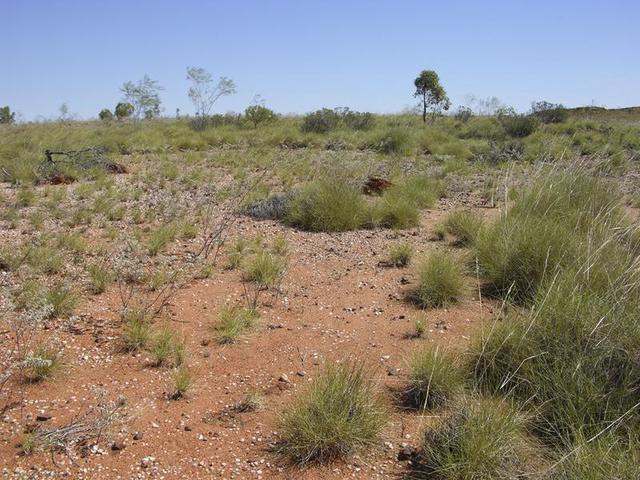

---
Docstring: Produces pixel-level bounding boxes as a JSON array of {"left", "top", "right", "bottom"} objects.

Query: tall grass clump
[
  {"left": 471, "top": 166, "right": 640, "bottom": 451},
  {"left": 285, "top": 179, "right": 365, "bottom": 232},
  {"left": 414, "top": 250, "right": 465, "bottom": 307},
  {"left": 443, "top": 209, "right": 483, "bottom": 246},
  {"left": 474, "top": 169, "right": 624, "bottom": 302},
  {"left": 278, "top": 361, "right": 387, "bottom": 464},
  {"left": 417, "top": 397, "right": 541, "bottom": 480},
  {"left": 407, "top": 346, "right": 463, "bottom": 408}
]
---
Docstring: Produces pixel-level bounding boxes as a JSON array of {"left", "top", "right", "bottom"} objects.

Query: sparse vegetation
[{"left": 213, "top": 306, "right": 259, "bottom": 344}]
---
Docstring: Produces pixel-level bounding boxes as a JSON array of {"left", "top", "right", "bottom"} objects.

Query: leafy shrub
[
  {"left": 407, "top": 347, "right": 463, "bottom": 408},
  {"left": 530, "top": 101, "right": 569, "bottom": 124},
  {"left": 114, "top": 102, "right": 134, "bottom": 120},
  {"left": 453, "top": 106, "right": 473, "bottom": 122},
  {"left": 278, "top": 362, "right": 387, "bottom": 464},
  {"left": 343, "top": 111, "right": 375, "bottom": 130},
  {"left": 301, "top": 108, "right": 341, "bottom": 133},
  {"left": 245, "top": 104, "right": 277, "bottom": 128},
  {"left": 418, "top": 397, "right": 538, "bottom": 479},
  {"left": 414, "top": 250, "right": 465, "bottom": 307},
  {"left": 497, "top": 108, "right": 539, "bottom": 138},
  {"left": 20, "top": 344, "right": 63, "bottom": 382},
  {"left": 99, "top": 109, "right": 114, "bottom": 121}
]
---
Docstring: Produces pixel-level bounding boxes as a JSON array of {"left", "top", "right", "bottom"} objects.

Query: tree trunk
[{"left": 422, "top": 95, "right": 427, "bottom": 123}]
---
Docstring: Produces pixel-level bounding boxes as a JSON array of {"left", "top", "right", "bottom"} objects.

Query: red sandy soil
[{"left": 1, "top": 207, "right": 498, "bottom": 479}]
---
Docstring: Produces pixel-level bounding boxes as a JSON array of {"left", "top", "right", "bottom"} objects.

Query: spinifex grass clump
[
  {"left": 474, "top": 169, "right": 625, "bottom": 302},
  {"left": 407, "top": 347, "right": 464, "bottom": 408},
  {"left": 470, "top": 167, "right": 640, "bottom": 446},
  {"left": 279, "top": 361, "right": 387, "bottom": 464},
  {"left": 417, "top": 397, "right": 540, "bottom": 480},
  {"left": 284, "top": 175, "right": 444, "bottom": 232},
  {"left": 414, "top": 250, "right": 465, "bottom": 307},
  {"left": 214, "top": 306, "right": 259, "bottom": 344},
  {"left": 443, "top": 209, "right": 483, "bottom": 246},
  {"left": 285, "top": 179, "right": 366, "bottom": 232}
]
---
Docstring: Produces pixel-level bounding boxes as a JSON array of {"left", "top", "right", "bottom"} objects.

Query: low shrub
[
  {"left": 301, "top": 108, "right": 341, "bottom": 133},
  {"left": 497, "top": 108, "right": 539, "bottom": 138},
  {"left": 242, "top": 251, "right": 286, "bottom": 289},
  {"left": 278, "top": 361, "right": 387, "bottom": 464},
  {"left": 20, "top": 344, "right": 63, "bottom": 382}
]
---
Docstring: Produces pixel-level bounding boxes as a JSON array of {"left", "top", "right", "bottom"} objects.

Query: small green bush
[
  {"left": 171, "top": 367, "right": 193, "bottom": 399},
  {"left": 45, "top": 283, "right": 77, "bottom": 317},
  {"left": 414, "top": 250, "right": 465, "bottom": 307},
  {"left": 150, "top": 326, "right": 185, "bottom": 367},
  {"left": 87, "top": 263, "right": 112, "bottom": 294},
  {"left": 147, "top": 223, "right": 178, "bottom": 256},
  {"left": 366, "top": 128, "right": 414, "bottom": 155},
  {"left": 279, "top": 362, "right": 387, "bottom": 464}
]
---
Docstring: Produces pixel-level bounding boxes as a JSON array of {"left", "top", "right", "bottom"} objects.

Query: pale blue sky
[{"left": 2, "top": 0, "right": 639, "bottom": 120}]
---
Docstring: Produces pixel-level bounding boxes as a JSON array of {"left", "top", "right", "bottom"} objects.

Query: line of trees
[{"left": 1, "top": 67, "right": 570, "bottom": 126}]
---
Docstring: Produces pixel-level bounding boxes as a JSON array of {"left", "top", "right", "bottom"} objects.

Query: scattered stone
[
  {"left": 133, "top": 432, "right": 144, "bottom": 441},
  {"left": 110, "top": 441, "right": 125, "bottom": 451},
  {"left": 278, "top": 374, "right": 290, "bottom": 384},
  {"left": 140, "top": 456, "right": 156, "bottom": 469},
  {"left": 397, "top": 445, "right": 418, "bottom": 462},
  {"left": 36, "top": 414, "right": 52, "bottom": 422}
]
